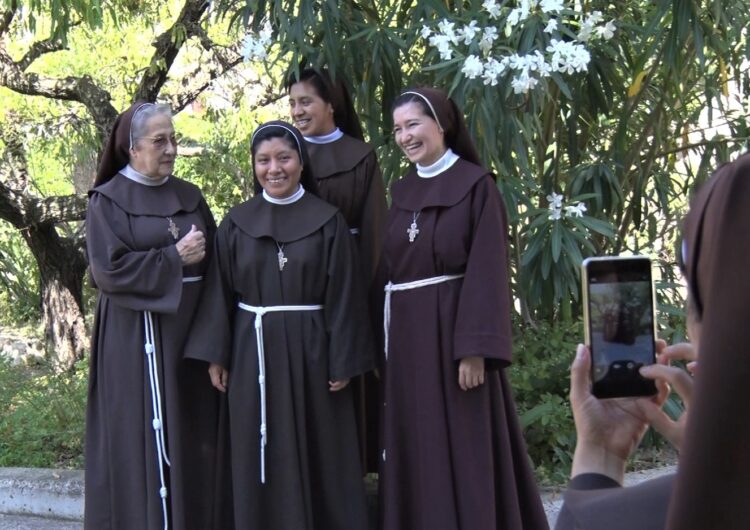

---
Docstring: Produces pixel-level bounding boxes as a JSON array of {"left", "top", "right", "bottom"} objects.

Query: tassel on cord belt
[
  {"left": 383, "top": 274, "right": 464, "bottom": 359},
  {"left": 142, "top": 275, "right": 203, "bottom": 530},
  {"left": 237, "top": 301, "right": 324, "bottom": 484}
]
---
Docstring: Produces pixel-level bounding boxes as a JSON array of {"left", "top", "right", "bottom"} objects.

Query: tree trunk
[{"left": 23, "top": 224, "right": 87, "bottom": 371}]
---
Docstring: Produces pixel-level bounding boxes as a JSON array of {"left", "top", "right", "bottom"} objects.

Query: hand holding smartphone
[{"left": 582, "top": 256, "right": 657, "bottom": 399}]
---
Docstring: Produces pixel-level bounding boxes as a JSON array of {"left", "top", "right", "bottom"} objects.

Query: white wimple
[
  {"left": 304, "top": 128, "right": 344, "bottom": 144},
  {"left": 416, "top": 148, "right": 459, "bottom": 178}
]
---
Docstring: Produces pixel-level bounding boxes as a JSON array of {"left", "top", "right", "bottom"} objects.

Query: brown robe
[
  {"left": 305, "top": 133, "right": 387, "bottom": 473},
  {"left": 85, "top": 174, "right": 219, "bottom": 530},
  {"left": 377, "top": 159, "right": 548, "bottom": 530},
  {"left": 557, "top": 152, "right": 750, "bottom": 529},
  {"left": 184, "top": 192, "right": 374, "bottom": 530},
  {"left": 305, "top": 134, "right": 386, "bottom": 280}
]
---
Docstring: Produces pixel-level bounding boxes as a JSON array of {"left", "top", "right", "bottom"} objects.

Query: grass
[{"left": 0, "top": 356, "right": 86, "bottom": 469}]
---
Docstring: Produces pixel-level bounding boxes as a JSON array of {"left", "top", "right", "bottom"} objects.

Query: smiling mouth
[
  {"left": 267, "top": 176, "right": 288, "bottom": 184},
  {"left": 402, "top": 143, "right": 422, "bottom": 154},
  {"left": 295, "top": 118, "right": 311, "bottom": 128}
]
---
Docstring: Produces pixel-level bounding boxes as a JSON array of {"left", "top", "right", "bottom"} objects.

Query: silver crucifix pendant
[
  {"left": 407, "top": 221, "right": 420, "bottom": 243},
  {"left": 277, "top": 249, "right": 288, "bottom": 271},
  {"left": 167, "top": 217, "right": 180, "bottom": 240}
]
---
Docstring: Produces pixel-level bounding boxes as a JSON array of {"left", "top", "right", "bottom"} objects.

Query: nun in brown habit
[
  {"left": 286, "top": 67, "right": 386, "bottom": 279},
  {"left": 287, "top": 66, "right": 386, "bottom": 473},
  {"left": 556, "top": 152, "right": 750, "bottom": 530},
  {"left": 376, "top": 87, "right": 548, "bottom": 530},
  {"left": 85, "top": 102, "right": 219, "bottom": 529},
  {"left": 184, "top": 121, "right": 373, "bottom": 529}
]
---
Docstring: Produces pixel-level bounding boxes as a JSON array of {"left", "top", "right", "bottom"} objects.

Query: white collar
[
  {"left": 416, "top": 149, "right": 459, "bottom": 178},
  {"left": 303, "top": 128, "right": 344, "bottom": 144},
  {"left": 120, "top": 164, "right": 169, "bottom": 186},
  {"left": 262, "top": 185, "right": 305, "bottom": 204}
]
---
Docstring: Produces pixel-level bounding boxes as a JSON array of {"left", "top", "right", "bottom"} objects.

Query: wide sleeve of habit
[
  {"left": 453, "top": 175, "right": 513, "bottom": 368},
  {"left": 555, "top": 474, "right": 673, "bottom": 530},
  {"left": 325, "top": 212, "right": 376, "bottom": 381},
  {"left": 86, "top": 192, "right": 183, "bottom": 313},
  {"left": 358, "top": 150, "right": 387, "bottom": 282},
  {"left": 183, "top": 217, "right": 235, "bottom": 369}
]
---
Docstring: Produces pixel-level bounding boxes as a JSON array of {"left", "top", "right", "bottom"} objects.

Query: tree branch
[
  {"left": 0, "top": 44, "right": 118, "bottom": 144},
  {"left": 0, "top": 116, "right": 28, "bottom": 191},
  {"left": 0, "top": 2, "right": 16, "bottom": 36},
  {"left": 27, "top": 194, "right": 89, "bottom": 225},
  {"left": 134, "top": 0, "right": 210, "bottom": 102},
  {"left": 18, "top": 34, "right": 68, "bottom": 71}
]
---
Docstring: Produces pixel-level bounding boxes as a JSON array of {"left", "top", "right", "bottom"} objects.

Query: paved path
[
  {"left": 0, "top": 465, "right": 676, "bottom": 529},
  {"left": 0, "top": 514, "right": 81, "bottom": 530}
]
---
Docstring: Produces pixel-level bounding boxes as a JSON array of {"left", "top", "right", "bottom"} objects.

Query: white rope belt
[
  {"left": 140, "top": 276, "right": 202, "bottom": 529},
  {"left": 237, "top": 301, "right": 324, "bottom": 484},
  {"left": 383, "top": 274, "right": 464, "bottom": 359},
  {"left": 143, "top": 311, "right": 171, "bottom": 530},
  {"left": 349, "top": 227, "right": 360, "bottom": 235}
]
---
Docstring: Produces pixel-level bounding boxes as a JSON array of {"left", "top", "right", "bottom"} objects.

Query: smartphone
[{"left": 582, "top": 256, "right": 657, "bottom": 399}]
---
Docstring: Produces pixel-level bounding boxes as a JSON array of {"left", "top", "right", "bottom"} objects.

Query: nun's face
[
  {"left": 254, "top": 137, "right": 303, "bottom": 199},
  {"left": 393, "top": 101, "right": 446, "bottom": 166},
  {"left": 288, "top": 81, "right": 336, "bottom": 137},
  {"left": 129, "top": 113, "right": 176, "bottom": 178}
]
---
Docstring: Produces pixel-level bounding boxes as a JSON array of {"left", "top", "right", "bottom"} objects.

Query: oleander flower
[
  {"left": 540, "top": 0, "right": 564, "bottom": 14},
  {"left": 462, "top": 55, "right": 485, "bottom": 79},
  {"left": 479, "top": 26, "right": 499, "bottom": 55},
  {"left": 547, "top": 192, "right": 564, "bottom": 209},
  {"left": 482, "top": 0, "right": 502, "bottom": 19},
  {"left": 458, "top": 21, "right": 480, "bottom": 45},
  {"left": 564, "top": 202, "right": 588, "bottom": 218},
  {"left": 596, "top": 20, "right": 616, "bottom": 40}
]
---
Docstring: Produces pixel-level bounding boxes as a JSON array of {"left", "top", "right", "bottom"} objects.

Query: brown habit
[
  {"left": 305, "top": 133, "right": 386, "bottom": 472},
  {"left": 85, "top": 174, "right": 219, "bottom": 530},
  {"left": 377, "top": 159, "right": 548, "bottom": 530},
  {"left": 184, "top": 191, "right": 374, "bottom": 529},
  {"left": 556, "top": 152, "right": 750, "bottom": 529},
  {"left": 305, "top": 134, "right": 386, "bottom": 279}
]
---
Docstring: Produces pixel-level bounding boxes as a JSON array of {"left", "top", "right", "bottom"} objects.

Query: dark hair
[
  {"left": 250, "top": 120, "right": 319, "bottom": 196},
  {"left": 285, "top": 67, "right": 365, "bottom": 141},
  {"left": 392, "top": 92, "right": 438, "bottom": 127}
]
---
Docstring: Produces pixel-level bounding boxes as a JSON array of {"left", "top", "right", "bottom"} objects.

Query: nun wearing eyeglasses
[
  {"left": 184, "top": 120, "right": 373, "bottom": 530},
  {"left": 376, "top": 88, "right": 548, "bottom": 529},
  {"left": 85, "top": 102, "right": 219, "bottom": 530}
]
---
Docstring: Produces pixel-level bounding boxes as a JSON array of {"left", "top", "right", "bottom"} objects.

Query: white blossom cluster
[
  {"left": 547, "top": 192, "right": 587, "bottom": 220},
  {"left": 421, "top": 1, "right": 616, "bottom": 94},
  {"left": 241, "top": 21, "right": 273, "bottom": 62}
]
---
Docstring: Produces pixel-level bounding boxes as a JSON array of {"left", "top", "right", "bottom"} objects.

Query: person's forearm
[{"left": 571, "top": 441, "right": 627, "bottom": 485}]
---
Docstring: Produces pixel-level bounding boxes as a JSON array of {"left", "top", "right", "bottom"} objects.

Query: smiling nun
[
  {"left": 85, "top": 102, "right": 219, "bottom": 530},
  {"left": 184, "top": 120, "right": 373, "bottom": 530},
  {"left": 376, "top": 88, "right": 548, "bottom": 530}
]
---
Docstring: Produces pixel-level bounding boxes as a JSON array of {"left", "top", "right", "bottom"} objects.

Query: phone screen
[{"left": 584, "top": 257, "right": 657, "bottom": 398}]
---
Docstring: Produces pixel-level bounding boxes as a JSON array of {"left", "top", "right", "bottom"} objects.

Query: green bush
[
  {"left": 509, "top": 318, "right": 580, "bottom": 485},
  {"left": 510, "top": 316, "right": 681, "bottom": 485},
  {"left": 0, "top": 358, "right": 87, "bottom": 468}
]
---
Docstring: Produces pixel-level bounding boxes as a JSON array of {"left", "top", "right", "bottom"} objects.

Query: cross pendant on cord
[
  {"left": 167, "top": 217, "right": 180, "bottom": 240},
  {"left": 407, "top": 221, "right": 420, "bottom": 243},
  {"left": 277, "top": 249, "right": 288, "bottom": 271}
]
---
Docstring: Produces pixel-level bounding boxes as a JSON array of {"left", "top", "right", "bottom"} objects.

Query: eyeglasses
[{"left": 136, "top": 135, "right": 178, "bottom": 149}]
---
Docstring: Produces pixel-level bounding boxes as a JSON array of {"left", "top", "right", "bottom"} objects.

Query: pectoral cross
[
  {"left": 167, "top": 217, "right": 180, "bottom": 240},
  {"left": 277, "top": 248, "right": 288, "bottom": 271},
  {"left": 407, "top": 221, "right": 420, "bottom": 243}
]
